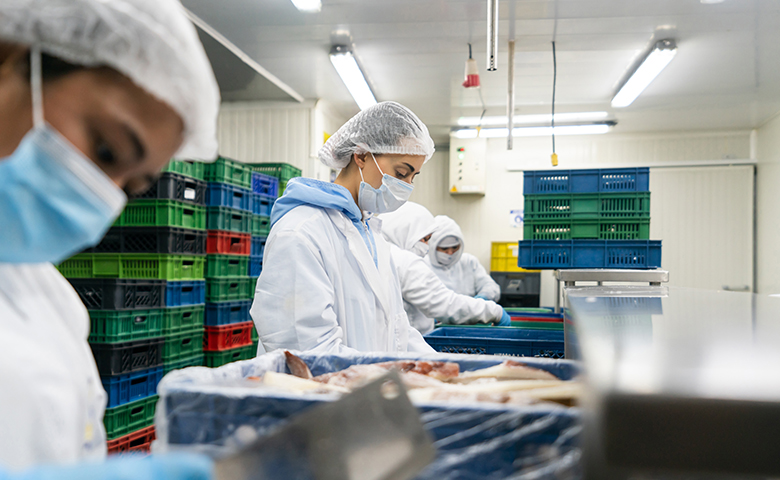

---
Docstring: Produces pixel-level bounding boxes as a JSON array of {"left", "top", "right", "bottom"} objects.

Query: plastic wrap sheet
[{"left": 155, "top": 351, "right": 583, "bottom": 480}]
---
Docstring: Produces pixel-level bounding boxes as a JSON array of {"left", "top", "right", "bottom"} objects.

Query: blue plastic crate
[
  {"left": 165, "top": 280, "right": 206, "bottom": 307},
  {"left": 204, "top": 300, "right": 252, "bottom": 326},
  {"left": 523, "top": 167, "right": 650, "bottom": 194},
  {"left": 101, "top": 367, "right": 164, "bottom": 408},
  {"left": 252, "top": 192, "right": 275, "bottom": 216},
  {"left": 250, "top": 236, "right": 267, "bottom": 258},
  {"left": 205, "top": 183, "right": 253, "bottom": 212},
  {"left": 251, "top": 172, "right": 279, "bottom": 197},
  {"left": 424, "top": 327, "right": 564, "bottom": 358},
  {"left": 160, "top": 351, "right": 581, "bottom": 480},
  {"left": 248, "top": 256, "right": 262, "bottom": 277},
  {"left": 517, "top": 240, "right": 662, "bottom": 270}
]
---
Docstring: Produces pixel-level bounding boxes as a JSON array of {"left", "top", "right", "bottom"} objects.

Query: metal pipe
[
  {"left": 487, "top": 0, "right": 498, "bottom": 71},
  {"left": 507, "top": 39, "right": 515, "bottom": 150}
]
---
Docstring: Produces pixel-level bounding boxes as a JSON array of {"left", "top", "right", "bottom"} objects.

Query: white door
[{"left": 649, "top": 165, "right": 754, "bottom": 291}]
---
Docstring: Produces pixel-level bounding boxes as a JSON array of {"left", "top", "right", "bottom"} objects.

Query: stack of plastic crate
[
  {"left": 58, "top": 159, "right": 208, "bottom": 454},
  {"left": 246, "top": 162, "right": 301, "bottom": 198},
  {"left": 203, "top": 157, "right": 257, "bottom": 367},
  {"left": 518, "top": 168, "right": 662, "bottom": 269}
]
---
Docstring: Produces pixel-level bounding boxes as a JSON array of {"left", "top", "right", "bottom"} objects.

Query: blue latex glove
[
  {"left": 474, "top": 295, "right": 490, "bottom": 301},
  {"left": 496, "top": 309, "right": 512, "bottom": 326},
  {"left": 4, "top": 453, "right": 213, "bottom": 480}
]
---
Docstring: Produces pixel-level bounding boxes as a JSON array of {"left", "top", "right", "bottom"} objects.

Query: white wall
[{"left": 757, "top": 112, "right": 780, "bottom": 294}]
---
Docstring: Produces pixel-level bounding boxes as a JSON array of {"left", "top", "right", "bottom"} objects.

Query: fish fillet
[
  {"left": 284, "top": 351, "right": 313, "bottom": 379},
  {"left": 452, "top": 360, "right": 558, "bottom": 383},
  {"left": 263, "top": 371, "right": 349, "bottom": 393}
]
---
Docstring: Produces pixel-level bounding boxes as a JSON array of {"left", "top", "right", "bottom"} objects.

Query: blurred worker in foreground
[
  {"left": 426, "top": 216, "right": 502, "bottom": 301},
  {"left": 0, "top": 0, "right": 219, "bottom": 478},
  {"left": 381, "top": 202, "right": 511, "bottom": 335},
  {"left": 251, "top": 102, "right": 436, "bottom": 354}
]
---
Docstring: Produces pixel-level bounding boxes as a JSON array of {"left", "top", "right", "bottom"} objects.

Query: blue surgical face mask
[
  {"left": 358, "top": 152, "right": 414, "bottom": 214},
  {"left": 0, "top": 47, "right": 127, "bottom": 264}
]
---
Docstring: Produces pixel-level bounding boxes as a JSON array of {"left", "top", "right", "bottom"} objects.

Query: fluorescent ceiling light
[
  {"left": 329, "top": 46, "right": 377, "bottom": 111},
  {"left": 457, "top": 111, "right": 609, "bottom": 127},
  {"left": 451, "top": 124, "right": 612, "bottom": 139},
  {"left": 612, "top": 39, "right": 677, "bottom": 108},
  {"left": 290, "top": 0, "right": 321, "bottom": 12}
]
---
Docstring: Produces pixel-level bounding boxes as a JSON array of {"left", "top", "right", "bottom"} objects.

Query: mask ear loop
[{"left": 30, "top": 46, "right": 44, "bottom": 129}]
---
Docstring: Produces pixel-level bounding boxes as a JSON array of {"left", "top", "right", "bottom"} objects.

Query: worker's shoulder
[
  {"left": 460, "top": 252, "right": 480, "bottom": 264},
  {"left": 271, "top": 205, "right": 346, "bottom": 243}
]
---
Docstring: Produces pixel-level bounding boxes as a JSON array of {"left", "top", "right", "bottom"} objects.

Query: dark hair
[{"left": 20, "top": 51, "right": 85, "bottom": 81}]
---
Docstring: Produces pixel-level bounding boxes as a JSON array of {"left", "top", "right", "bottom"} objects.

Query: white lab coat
[
  {"left": 251, "top": 204, "right": 433, "bottom": 354},
  {"left": 426, "top": 215, "right": 501, "bottom": 301},
  {"left": 0, "top": 263, "right": 107, "bottom": 470},
  {"left": 390, "top": 245, "right": 504, "bottom": 334}
]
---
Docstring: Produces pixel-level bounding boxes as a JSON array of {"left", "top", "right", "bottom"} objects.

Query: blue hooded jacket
[{"left": 270, "top": 177, "right": 378, "bottom": 265}]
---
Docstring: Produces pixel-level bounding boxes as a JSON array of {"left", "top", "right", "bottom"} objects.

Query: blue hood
[{"left": 271, "top": 177, "right": 362, "bottom": 227}]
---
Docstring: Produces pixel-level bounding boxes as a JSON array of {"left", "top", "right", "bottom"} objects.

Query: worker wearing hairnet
[
  {"left": 251, "top": 101, "right": 436, "bottom": 354},
  {"left": 426, "top": 216, "right": 502, "bottom": 302},
  {"left": 0, "top": 0, "right": 219, "bottom": 478},
  {"left": 380, "top": 202, "right": 511, "bottom": 334}
]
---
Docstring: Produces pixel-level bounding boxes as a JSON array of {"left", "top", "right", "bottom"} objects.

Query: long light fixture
[
  {"left": 612, "top": 39, "right": 677, "bottom": 108},
  {"left": 329, "top": 45, "right": 377, "bottom": 110},
  {"left": 457, "top": 111, "right": 610, "bottom": 127},
  {"left": 290, "top": 0, "right": 321, "bottom": 12},
  {"left": 451, "top": 124, "right": 612, "bottom": 139}
]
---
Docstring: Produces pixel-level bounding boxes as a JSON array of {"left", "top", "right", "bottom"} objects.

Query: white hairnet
[
  {"left": 379, "top": 201, "right": 435, "bottom": 251},
  {"left": 429, "top": 215, "right": 465, "bottom": 267},
  {"left": 0, "top": 0, "right": 220, "bottom": 160},
  {"left": 319, "top": 101, "right": 435, "bottom": 169}
]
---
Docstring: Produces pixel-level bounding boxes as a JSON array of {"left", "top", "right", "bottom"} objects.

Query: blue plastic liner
[
  {"left": 425, "top": 327, "right": 565, "bottom": 358},
  {"left": 518, "top": 240, "right": 662, "bottom": 269},
  {"left": 101, "top": 366, "right": 163, "bottom": 408},
  {"left": 156, "top": 351, "right": 582, "bottom": 480},
  {"left": 523, "top": 167, "right": 649, "bottom": 194},
  {"left": 165, "top": 280, "right": 206, "bottom": 307}
]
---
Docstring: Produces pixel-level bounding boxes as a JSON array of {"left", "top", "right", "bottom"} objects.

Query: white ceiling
[{"left": 182, "top": 0, "right": 780, "bottom": 144}]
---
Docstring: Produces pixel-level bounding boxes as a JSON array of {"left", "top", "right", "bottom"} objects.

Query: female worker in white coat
[
  {"left": 0, "top": 0, "right": 217, "bottom": 478},
  {"left": 251, "top": 102, "right": 435, "bottom": 354},
  {"left": 426, "top": 215, "right": 502, "bottom": 301},
  {"left": 381, "top": 202, "right": 511, "bottom": 334}
]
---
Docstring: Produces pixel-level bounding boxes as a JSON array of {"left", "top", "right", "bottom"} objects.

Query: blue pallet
[
  {"left": 101, "top": 367, "right": 163, "bottom": 408},
  {"left": 248, "top": 255, "right": 263, "bottom": 277},
  {"left": 165, "top": 280, "right": 206, "bottom": 307},
  {"left": 204, "top": 300, "right": 252, "bottom": 326},
  {"left": 518, "top": 240, "right": 662, "bottom": 270},
  {"left": 252, "top": 192, "right": 275, "bottom": 216},
  {"left": 424, "top": 327, "right": 564, "bottom": 358},
  {"left": 523, "top": 167, "right": 649, "bottom": 194},
  {"left": 161, "top": 351, "right": 581, "bottom": 480},
  {"left": 251, "top": 172, "right": 279, "bottom": 197},
  {"left": 205, "top": 183, "right": 253, "bottom": 212},
  {"left": 250, "top": 236, "right": 267, "bottom": 258}
]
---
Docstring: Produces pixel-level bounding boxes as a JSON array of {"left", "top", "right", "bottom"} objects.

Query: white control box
[{"left": 449, "top": 138, "right": 487, "bottom": 195}]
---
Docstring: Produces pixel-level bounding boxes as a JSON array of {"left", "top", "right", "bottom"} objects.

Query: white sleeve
[
  {"left": 406, "top": 323, "right": 436, "bottom": 352},
  {"left": 251, "top": 230, "right": 360, "bottom": 355},
  {"left": 400, "top": 256, "right": 503, "bottom": 325},
  {"left": 471, "top": 257, "right": 501, "bottom": 301}
]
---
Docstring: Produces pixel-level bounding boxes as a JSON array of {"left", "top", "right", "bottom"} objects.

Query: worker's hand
[
  {"left": 496, "top": 309, "right": 512, "bottom": 327},
  {"left": 474, "top": 295, "right": 490, "bottom": 301},
  {"left": 8, "top": 453, "right": 214, "bottom": 480}
]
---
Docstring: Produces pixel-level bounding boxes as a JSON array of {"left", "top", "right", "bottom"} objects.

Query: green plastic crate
[
  {"left": 252, "top": 215, "right": 271, "bottom": 236},
  {"left": 103, "top": 395, "right": 157, "bottom": 440},
  {"left": 251, "top": 325, "right": 258, "bottom": 342},
  {"left": 246, "top": 163, "right": 301, "bottom": 182},
  {"left": 163, "top": 329, "right": 203, "bottom": 363},
  {"left": 523, "top": 192, "right": 651, "bottom": 221},
  {"left": 115, "top": 200, "right": 206, "bottom": 230},
  {"left": 204, "top": 157, "right": 252, "bottom": 189},
  {"left": 57, "top": 254, "right": 205, "bottom": 280},
  {"left": 163, "top": 354, "right": 204, "bottom": 374},
  {"left": 206, "top": 207, "right": 252, "bottom": 234},
  {"left": 206, "top": 277, "right": 254, "bottom": 302},
  {"left": 204, "top": 344, "right": 256, "bottom": 368},
  {"left": 279, "top": 180, "right": 289, "bottom": 196},
  {"left": 504, "top": 307, "right": 554, "bottom": 315},
  {"left": 206, "top": 255, "right": 250, "bottom": 278},
  {"left": 523, "top": 217, "right": 651, "bottom": 240},
  {"left": 88, "top": 309, "right": 164, "bottom": 344},
  {"left": 161, "top": 160, "right": 205, "bottom": 181},
  {"left": 162, "top": 305, "right": 205, "bottom": 336}
]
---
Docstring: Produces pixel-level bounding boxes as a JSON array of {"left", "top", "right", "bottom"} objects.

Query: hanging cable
[{"left": 551, "top": 41, "right": 558, "bottom": 166}]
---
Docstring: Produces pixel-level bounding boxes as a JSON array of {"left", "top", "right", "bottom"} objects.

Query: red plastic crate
[
  {"left": 206, "top": 231, "right": 251, "bottom": 255},
  {"left": 203, "top": 321, "right": 254, "bottom": 351},
  {"left": 106, "top": 425, "right": 156, "bottom": 455}
]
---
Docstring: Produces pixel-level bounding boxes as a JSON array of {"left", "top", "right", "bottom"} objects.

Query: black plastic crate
[
  {"left": 68, "top": 279, "right": 166, "bottom": 310},
  {"left": 131, "top": 173, "right": 206, "bottom": 205},
  {"left": 89, "top": 227, "right": 207, "bottom": 255},
  {"left": 90, "top": 337, "right": 164, "bottom": 376}
]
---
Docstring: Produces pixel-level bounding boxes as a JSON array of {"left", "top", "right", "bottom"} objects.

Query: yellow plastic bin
[{"left": 490, "top": 242, "right": 540, "bottom": 273}]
